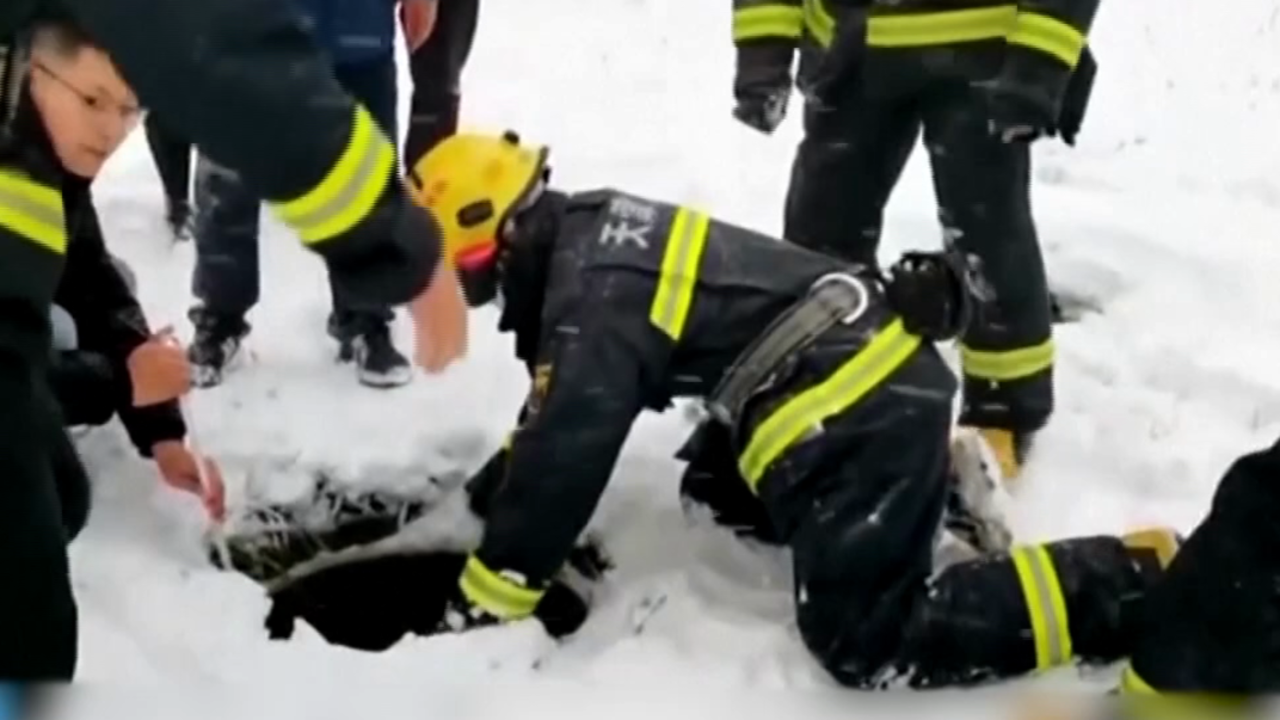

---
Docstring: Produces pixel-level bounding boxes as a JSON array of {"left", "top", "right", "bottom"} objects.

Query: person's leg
[
  {"left": 187, "top": 153, "right": 258, "bottom": 387},
  {"left": 921, "top": 82, "right": 1054, "bottom": 481},
  {"left": 403, "top": 0, "right": 478, "bottom": 169},
  {"left": 747, "top": 341, "right": 1170, "bottom": 688},
  {"left": 142, "top": 114, "right": 193, "bottom": 239},
  {"left": 0, "top": 383, "right": 78, "bottom": 679},
  {"left": 782, "top": 86, "right": 921, "bottom": 267},
  {"left": 326, "top": 60, "right": 411, "bottom": 388},
  {"left": 1123, "top": 439, "right": 1280, "bottom": 695}
]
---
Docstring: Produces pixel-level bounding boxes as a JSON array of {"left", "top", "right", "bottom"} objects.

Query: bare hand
[
  {"left": 408, "top": 255, "right": 468, "bottom": 373},
  {"left": 153, "top": 440, "right": 226, "bottom": 521},
  {"left": 127, "top": 327, "right": 191, "bottom": 407},
  {"left": 401, "top": 0, "right": 438, "bottom": 52}
]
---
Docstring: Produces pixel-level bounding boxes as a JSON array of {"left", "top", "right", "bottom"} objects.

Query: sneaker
[
  {"left": 329, "top": 313, "right": 412, "bottom": 389},
  {"left": 187, "top": 306, "right": 250, "bottom": 388}
]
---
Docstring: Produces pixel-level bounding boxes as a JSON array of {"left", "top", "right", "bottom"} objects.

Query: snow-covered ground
[{"left": 61, "top": 0, "right": 1280, "bottom": 713}]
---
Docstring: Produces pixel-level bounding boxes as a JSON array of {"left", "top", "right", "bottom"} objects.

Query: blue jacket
[{"left": 297, "top": 0, "right": 398, "bottom": 66}]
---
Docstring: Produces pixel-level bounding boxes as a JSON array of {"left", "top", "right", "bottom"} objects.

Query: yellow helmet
[{"left": 409, "top": 130, "right": 549, "bottom": 274}]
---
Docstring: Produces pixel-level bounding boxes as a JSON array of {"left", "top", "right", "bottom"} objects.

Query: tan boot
[{"left": 1121, "top": 527, "right": 1183, "bottom": 570}]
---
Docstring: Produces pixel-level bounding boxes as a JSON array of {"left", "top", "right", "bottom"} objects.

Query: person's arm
[
  {"left": 56, "top": 195, "right": 184, "bottom": 457},
  {"left": 63, "top": 0, "right": 441, "bottom": 309}
]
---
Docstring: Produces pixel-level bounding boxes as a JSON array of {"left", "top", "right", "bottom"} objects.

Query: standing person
[
  {"left": 187, "top": 0, "right": 438, "bottom": 389},
  {"left": 142, "top": 113, "right": 192, "bottom": 240},
  {"left": 401, "top": 0, "right": 478, "bottom": 171},
  {"left": 0, "top": 0, "right": 467, "bottom": 679},
  {"left": 729, "top": 0, "right": 1101, "bottom": 481}
]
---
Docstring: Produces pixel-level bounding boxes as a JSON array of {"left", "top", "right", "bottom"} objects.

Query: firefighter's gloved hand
[
  {"left": 732, "top": 40, "right": 796, "bottom": 135},
  {"left": 885, "top": 248, "right": 995, "bottom": 341},
  {"left": 438, "top": 553, "right": 597, "bottom": 639},
  {"left": 974, "top": 79, "right": 1057, "bottom": 144}
]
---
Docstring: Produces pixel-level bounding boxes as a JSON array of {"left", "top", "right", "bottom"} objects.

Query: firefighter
[
  {"left": 397, "top": 131, "right": 1179, "bottom": 689},
  {"left": 1114, "top": 437, "right": 1280, "bottom": 702},
  {"left": 0, "top": 0, "right": 465, "bottom": 679},
  {"left": 729, "top": 0, "right": 1101, "bottom": 481}
]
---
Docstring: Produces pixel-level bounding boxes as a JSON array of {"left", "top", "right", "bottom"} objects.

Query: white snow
[{"left": 61, "top": 0, "right": 1280, "bottom": 713}]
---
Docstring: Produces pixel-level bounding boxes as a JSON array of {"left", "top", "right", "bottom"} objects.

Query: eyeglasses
[{"left": 33, "top": 61, "right": 142, "bottom": 125}]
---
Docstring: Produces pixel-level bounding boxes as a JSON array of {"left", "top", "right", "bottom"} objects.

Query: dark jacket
[
  {"left": 298, "top": 0, "right": 398, "bottom": 67},
  {"left": 466, "top": 189, "right": 910, "bottom": 588},
  {"left": 6, "top": 0, "right": 441, "bottom": 315},
  {"left": 51, "top": 175, "right": 185, "bottom": 457}
]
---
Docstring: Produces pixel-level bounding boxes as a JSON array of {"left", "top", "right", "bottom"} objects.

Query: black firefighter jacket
[
  {"left": 462, "top": 189, "right": 926, "bottom": 613},
  {"left": 52, "top": 177, "right": 185, "bottom": 456}
]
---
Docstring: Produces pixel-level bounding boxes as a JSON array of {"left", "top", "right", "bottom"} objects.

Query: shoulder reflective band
[
  {"left": 458, "top": 554, "right": 545, "bottom": 620},
  {"left": 738, "top": 318, "right": 920, "bottom": 490},
  {"left": 650, "top": 207, "right": 710, "bottom": 342},
  {"left": 959, "top": 339, "right": 1053, "bottom": 382},
  {"left": 1011, "top": 544, "right": 1072, "bottom": 671},
  {"left": 272, "top": 105, "right": 396, "bottom": 245},
  {"left": 0, "top": 168, "right": 65, "bottom": 254},
  {"left": 1007, "top": 11, "right": 1085, "bottom": 68},
  {"left": 733, "top": 4, "right": 804, "bottom": 42}
]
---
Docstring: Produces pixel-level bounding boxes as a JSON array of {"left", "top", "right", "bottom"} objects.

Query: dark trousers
[
  {"left": 192, "top": 57, "right": 398, "bottom": 325},
  {"left": 784, "top": 79, "right": 1054, "bottom": 432},
  {"left": 143, "top": 113, "right": 191, "bottom": 206},
  {"left": 403, "top": 0, "right": 478, "bottom": 169},
  {"left": 0, "top": 377, "right": 81, "bottom": 680},
  {"left": 1126, "top": 439, "right": 1280, "bottom": 694},
  {"left": 680, "top": 334, "right": 1155, "bottom": 689}
]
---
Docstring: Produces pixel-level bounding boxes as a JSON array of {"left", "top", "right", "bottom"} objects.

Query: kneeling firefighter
[
  {"left": 265, "top": 130, "right": 1168, "bottom": 689},
  {"left": 730, "top": 0, "right": 1102, "bottom": 482}
]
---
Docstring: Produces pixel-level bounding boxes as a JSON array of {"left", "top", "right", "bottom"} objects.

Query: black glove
[
  {"left": 1057, "top": 47, "right": 1098, "bottom": 147},
  {"left": 884, "top": 247, "right": 996, "bottom": 342},
  {"left": 732, "top": 40, "right": 795, "bottom": 134},
  {"left": 974, "top": 77, "right": 1058, "bottom": 144}
]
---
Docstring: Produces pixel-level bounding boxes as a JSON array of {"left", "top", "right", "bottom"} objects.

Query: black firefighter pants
[
  {"left": 192, "top": 58, "right": 398, "bottom": 328},
  {"left": 681, "top": 334, "right": 1158, "bottom": 689},
  {"left": 403, "top": 0, "right": 478, "bottom": 170},
  {"left": 0, "top": 371, "right": 85, "bottom": 680},
  {"left": 783, "top": 80, "right": 1054, "bottom": 433},
  {"left": 1123, "top": 438, "right": 1280, "bottom": 695}
]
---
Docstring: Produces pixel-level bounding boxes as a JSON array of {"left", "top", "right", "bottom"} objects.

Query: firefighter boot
[
  {"left": 940, "top": 427, "right": 1015, "bottom": 566},
  {"left": 959, "top": 426, "right": 1035, "bottom": 486}
]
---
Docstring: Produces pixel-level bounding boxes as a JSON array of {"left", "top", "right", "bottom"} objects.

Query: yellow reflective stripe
[
  {"left": 272, "top": 105, "right": 395, "bottom": 245},
  {"left": 960, "top": 339, "right": 1053, "bottom": 382},
  {"left": 458, "top": 555, "right": 545, "bottom": 620},
  {"left": 734, "top": 5, "right": 804, "bottom": 42},
  {"left": 1007, "top": 11, "right": 1085, "bottom": 68},
  {"left": 1011, "top": 545, "right": 1072, "bottom": 671},
  {"left": 868, "top": 6, "right": 1016, "bottom": 47},
  {"left": 1121, "top": 665, "right": 1156, "bottom": 694},
  {"left": 738, "top": 319, "right": 920, "bottom": 490},
  {"left": 1120, "top": 665, "right": 1254, "bottom": 717},
  {"left": 0, "top": 168, "right": 65, "bottom": 254},
  {"left": 650, "top": 207, "right": 710, "bottom": 341},
  {"left": 802, "top": 0, "right": 835, "bottom": 47}
]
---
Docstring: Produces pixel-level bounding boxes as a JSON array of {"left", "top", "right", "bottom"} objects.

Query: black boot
[
  {"left": 328, "top": 312, "right": 412, "bottom": 388},
  {"left": 187, "top": 306, "right": 250, "bottom": 388}
]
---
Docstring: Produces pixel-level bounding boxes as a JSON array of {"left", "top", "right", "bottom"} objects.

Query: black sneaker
[
  {"left": 329, "top": 313, "right": 412, "bottom": 388},
  {"left": 187, "top": 306, "right": 250, "bottom": 388},
  {"left": 165, "top": 197, "right": 193, "bottom": 241}
]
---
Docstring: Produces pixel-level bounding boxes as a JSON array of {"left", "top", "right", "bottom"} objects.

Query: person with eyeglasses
[{"left": 0, "top": 2, "right": 465, "bottom": 679}]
